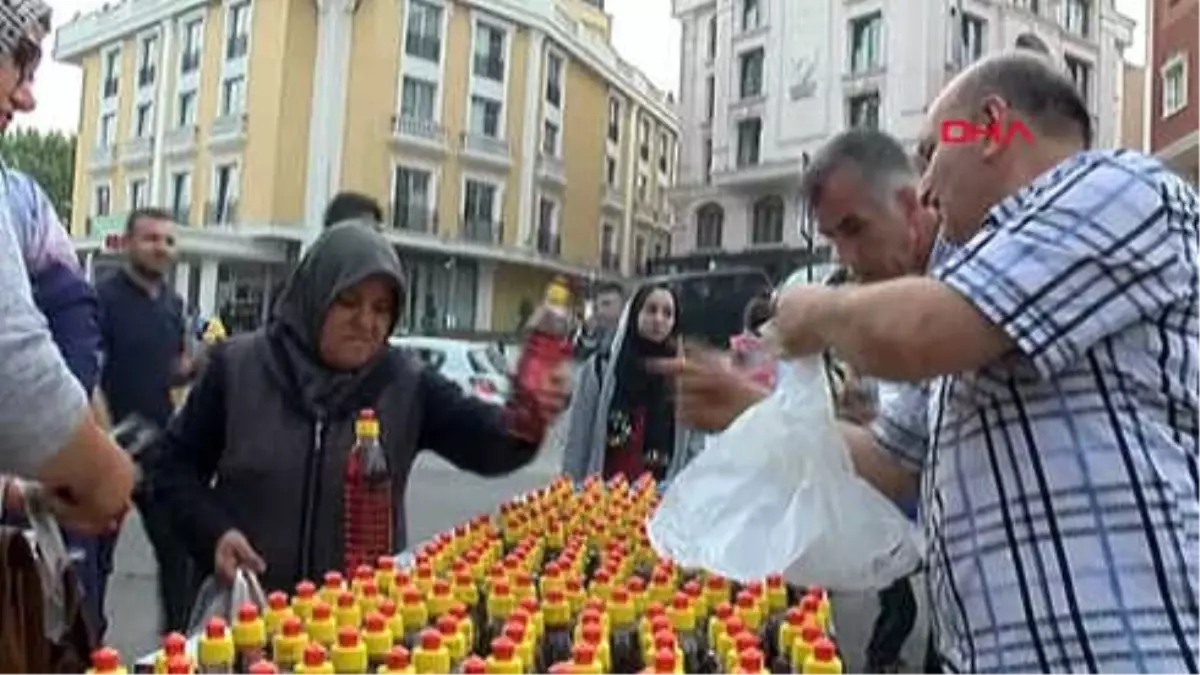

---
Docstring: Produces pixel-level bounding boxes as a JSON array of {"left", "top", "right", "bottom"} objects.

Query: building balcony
[
  {"left": 120, "top": 136, "right": 152, "bottom": 166},
  {"left": 535, "top": 227, "right": 561, "bottom": 257},
  {"left": 601, "top": 184, "right": 624, "bottom": 211},
  {"left": 388, "top": 205, "right": 438, "bottom": 234},
  {"left": 204, "top": 199, "right": 238, "bottom": 226},
  {"left": 90, "top": 143, "right": 116, "bottom": 172},
  {"left": 163, "top": 125, "right": 197, "bottom": 158},
  {"left": 537, "top": 153, "right": 566, "bottom": 186},
  {"left": 711, "top": 157, "right": 804, "bottom": 192},
  {"left": 391, "top": 114, "right": 447, "bottom": 154},
  {"left": 459, "top": 132, "right": 511, "bottom": 169},
  {"left": 209, "top": 113, "right": 247, "bottom": 151},
  {"left": 460, "top": 218, "right": 503, "bottom": 245}
]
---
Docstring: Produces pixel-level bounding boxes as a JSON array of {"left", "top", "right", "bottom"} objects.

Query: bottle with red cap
[
  {"left": 608, "top": 586, "right": 642, "bottom": 673},
  {"left": 295, "top": 643, "right": 334, "bottom": 675},
  {"left": 197, "top": 617, "right": 235, "bottom": 673},
  {"left": 331, "top": 626, "right": 368, "bottom": 674},
  {"left": 273, "top": 615, "right": 308, "bottom": 672},
  {"left": 484, "top": 580, "right": 516, "bottom": 648},
  {"left": 727, "top": 631, "right": 761, "bottom": 674},
  {"left": 362, "top": 611, "right": 394, "bottom": 670},
  {"left": 165, "top": 654, "right": 194, "bottom": 675},
  {"left": 507, "top": 278, "right": 574, "bottom": 442},
  {"left": 293, "top": 580, "right": 318, "bottom": 621},
  {"left": 761, "top": 575, "right": 789, "bottom": 665},
  {"left": 264, "top": 591, "right": 293, "bottom": 637},
  {"left": 343, "top": 408, "right": 393, "bottom": 575},
  {"left": 734, "top": 647, "right": 769, "bottom": 675},
  {"left": 568, "top": 642, "right": 602, "bottom": 675},
  {"left": 640, "top": 647, "right": 680, "bottom": 674},
  {"left": 248, "top": 661, "right": 280, "bottom": 674},
  {"left": 413, "top": 627, "right": 451, "bottom": 674},
  {"left": 537, "top": 587, "right": 573, "bottom": 670},
  {"left": 459, "top": 655, "right": 487, "bottom": 675},
  {"left": 154, "top": 632, "right": 189, "bottom": 674},
  {"left": 485, "top": 636, "right": 522, "bottom": 675},
  {"left": 378, "top": 646, "right": 416, "bottom": 675},
  {"left": 435, "top": 614, "right": 466, "bottom": 670},
  {"left": 232, "top": 602, "right": 268, "bottom": 672},
  {"left": 87, "top": 647, "right": 128, "bottom": 675}
]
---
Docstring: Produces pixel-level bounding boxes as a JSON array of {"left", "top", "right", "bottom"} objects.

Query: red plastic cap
[
  {"left": 267, "top": 591, "right": 289, "bottom": 610},
  {"left": 337, "top": 626, "right": 359, "bottom": 647},
  {"left": 706, "top": 575, "right": 725, "bottom": 589},
  {"left": 510, "top": 608, "right": 531, "bottom": 626},
  {"left": 725, "top": 616, "right": 746, "bottom": 636},
  {"left": 593, "top": 568, "right": 610, "bottom": 583},
  {"left": 516, "top": 571, "right": 534, "bottom": 587},
  {"left": 735, "top": 631, "right": 760, "bottom": 652},
  {"left": 545, "top": 587, "right": 565, "bottom": 603},
  {"left": 503, "top": 621, "right": 525, "bottom": 643},
  {"left": 162, "top": 632, "right": 187, "bottom": 654},
  {"left": 519, "top": 597, "right": 539, "bottom": 613},
  {"left": 714, "top": 602, "right": 734, "bottom": 619},
  {"left": 626, "top": 576, "right": 646, "bottom": 592},
  {"left": 359, "top": 408, "right": 378, "bottom": 420},
  {"left": 581, "top": 622, "right": 602, "bottom": 643},
  {"left": 544, "top": 562, "right": 562, "bottom": 576},
  {"left": 651, "top": 615, "right": 672, "bottom": 634},
  {"left": 91, "top": 647, "right": 121, "bottom": 670},
  {"left": 355, "top": 564, "right": 374, "bottom": 580},
  {"left": 653, "top": 630, "right": 676, "bottom": 650},
  {"left": 237, "top": 602, "right": 260, "bottom": 622},
  {"left": 393, "top": 571, "right": 412, "bottom": 587},
  {"left": 437, "top": 615, "right": 459, "bottom": 635},
  {"left": 672, "top": 592, "right": 690, "bottom": 610},
  {"left": 420, "top": 628, "right": 443, "bottom": 650},
  {"left": 364, "top": 612, "right": 386, "bottom": 632},
  {"left": 651, "top": 568, "right": 670, "bottom": 584},
  {"left": 362, "top": 581, "right": 379, "bottom": 596},
  {"left": 611, "top": 587, "right": 630, "bottom": 603},
  {"left": 416, "top": 563, "right": 434, "bottom": 578},
  {"left": 205, "top": 617, "right": 228, "bottom": 639},
  {"left": 434, "top": 578, "right": 451, "bottom": 595},
  {"left": 739, "top": 648, "right": 765, "bottom": 672},
  {"left": 566, "top": 577, "right": 583, "bottom": 592},
  {"left": 455, "top": 572, "right": 474, "bottom": 586},
  {"left": 282, "top": 616, "right": 304, "bottom": 636},
  {"left": 766, "top": 574, "right": 784, "bottom": 588},
  {"left": 303, "top": 643, "right": 327, "bottom": 666},
  {"left": 313, "top": 602, "right": 333, "bottom": 620},
  {"left": 800, "top": 596, "right": 819, "bottom": 612},
  {"left": 337, "top": 591, "right": 356, "bottom": 607},
  {"left": 165, "top": 654, "right": 192, "bottom": 674},
  {"left": 491, "top": 636, "right": 516, "bottom": 660},
  {"left": 492, "top": 580, "right": 511, "bottom": 596},
  {"left": 324, "top": 571, "right": 343, "bottom": 587},
  {"left": 377, "top": 556, "right": 396, "bottom": 570},
  {"left": 812, "top": 637, "right": 837, "bottom": 661},
  {"left": 572, "top": 642, "right": 596, "bottom": 665},
  {"left": 449, "top": 602, "right": 468, "bottom": 619},
  {"left": 387, "top": 646, "right": 411, "bottom": 669},
  {"left": 747, "top": 580, "right": 764, "bottom": 596},
  {"left": 378, "top": 599, "right": 398, "bottom": 617},
  {"left": 683, "top": 580, "right": 702, "bottom": 597},
  {"left": 249, "top": 661, "right": 280, "bottom": 674},
  {"left": 786, "top": 607, "right": 807, "bottom": 626},
  {"left": 403, "top": 587, "right": 423, "bottom": 604},
  {"left": 645, "top": 601, "right": 665, "bottom": 617},
  {"left": 295, "top": 580, "right": 316, "bottom": 597},
  {"left": 461, "top": 655, "right": 486, "bottom": 674},
  {"left": 654, "top": 648, "right": 677, "bottom": 673}
]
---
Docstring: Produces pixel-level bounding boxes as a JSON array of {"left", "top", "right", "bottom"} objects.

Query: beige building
[
  {"left": 1119, "top": 61, "right": 1145, "bottom": 150},
  {"left": 54, "top": 0, "right": 678, "bottom": 334}
]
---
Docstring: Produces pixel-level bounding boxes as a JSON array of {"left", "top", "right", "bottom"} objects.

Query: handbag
[{"left": 0, "top": 484, "right": 97, "bottom": 673}]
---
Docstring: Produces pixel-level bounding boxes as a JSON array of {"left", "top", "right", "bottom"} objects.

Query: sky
[{"left": 25, "top": 0, "right": 1144, "bottom": 134}]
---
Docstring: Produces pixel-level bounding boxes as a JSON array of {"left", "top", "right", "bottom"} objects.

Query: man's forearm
[{"left": 839, "top": 421, "right": 920, "bottom": 504}]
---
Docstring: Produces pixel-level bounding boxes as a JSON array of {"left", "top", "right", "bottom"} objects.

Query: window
[
  {"left": 634, "top": 234, "right": 646, "bottom": 272},
  {"left": 849, "top": 12, "right": 882, "bottom": 74},
  {"left": 536, "top": 197, "right": 558, "bottom": 255},
  {"left": 469, "top": 95, "right": 502, "bottom": 137},
  {"left": 1014, "top": 0, "right": 1040, "bottom": 12},
  {"left": 102, "top": 49, "right": 120, "bottom": 98},
  {"left": 637, "top": 173, "right": 648, "bottom": 202},
  {"left": 736, "top": 117, "right": 761, "bottom": 167},
  {"left": 546, "top": 52, "right": 563, "bottom": 107},
  {"left": 751, "top": 195, "right": 784, "bottom": 245},
  {"left": 212, "top": 163, "right": 238, "bottom": 224},
  {"left": 658, "top": 133, "right": 670, "bottom": 174},
  {"left": 1065, "top": 55, "right": 1091, "bottom": 104},
  {"left": 392, "top": 166, "right": 433, "bottom": 231},
  {"left": 741, "top": 0, "right": 761, "bottom": 32},
  {"left": 463, "top": 180, "right": 498, "bottom": 241},
  {"left": 405, "top": 0, "right": 442, "bottom": 62},
  {"left": 695, "top": 202, "right": 723, "bottom": 249},
  {"left": 134, "top": 101, "right": 153, "bottom": 138},
  {"left": 707, "top": 14, "right": 718, "bottom": 60},
  {"left": 1162, "top": 56, "right": 1188, "bottom": 117},
  {"left": 401, "top": 77, "right": 437, "bottom": 120},
  {"left": 1063, "top": 0, "right": 1090, "bottom": 38},
  {"left": 607, "top": 97, "right": 621, "bottom": 142},
  {"left": 704, "top": 76, "right": 715, "bottom": 121},
  {"left": 739, "top": 48, "right": 764, "bottom": 99},
  {"left": 961, "top": 14, "right": 985, "bottom": 64},
  {"left": 94, "top": 185, "right": 111, "bottom": 216},
  {"left": 171, "top": 171, "right": 191, "bottom": 220},
  {"left": 703, "top": 137, "right": 713, "bottom": 183},
  {"left": 473, "top": 23, "right": 506, "bottom": 81},
  {"left": 605, "top": 156, "right": 618, "bottom": 186},
  {"left": 542, "top": 120, "right": 559, "bottom": 157},
  {"left": 601, "top": 222, "right": 618, "bottom": 270},
  {"left": 180, "top": 18, "right": 203, "bottom": 73},
  {"left": 639, "top": 116, "right": 651, "bottom": 161},
  {"left": 848, "top": 92, "right": 880, "bottom": 128},
  {"left": 137, "top": 34, "right": 157, "bottom": 87},
  {"left": 129, "top": 178, "right": 148, "bottom": 210},
  {"left": 225, "top": 1, "right": 250, "bottom": 60},
  {"left": 221, "top": 75, "right": 245, "bottom": 117},
  {"left": 178, "top": 90, "right": 197, "bottom": 127},
  {"left": 98, "top": 113, "right": 115, "bottom": 147}
]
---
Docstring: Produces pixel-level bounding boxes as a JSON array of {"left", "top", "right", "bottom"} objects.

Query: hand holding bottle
[
  {"left": 508, "top": 279, "right": 576, "bottom": 442},
  {"left": 215, "top": 529, "right": 267, "bottom": 584}
]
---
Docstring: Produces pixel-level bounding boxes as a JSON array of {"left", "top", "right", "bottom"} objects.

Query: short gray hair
[
  {"left": 801, "top": 128, "right": 917, "bottom": 211},
  {"left": 952, "top": 51, "right": 1093, "bottom": 148}
]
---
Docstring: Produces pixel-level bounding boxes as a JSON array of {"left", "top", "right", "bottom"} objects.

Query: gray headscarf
[
  {"left": 0, "top": 0, "right": 49, "bottom": 57},
  {"left": 262, "top": 221, "right": 407, "bottom": 417}
]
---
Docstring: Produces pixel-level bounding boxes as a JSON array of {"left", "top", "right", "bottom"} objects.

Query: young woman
[{"left": 562, "top": 284, "right": 688, "bottom": 483}]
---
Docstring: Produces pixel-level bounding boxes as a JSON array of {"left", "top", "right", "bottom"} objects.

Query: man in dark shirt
[
  {"left": 96, "top": 207, "right": 197, "bottom": 632},
  {"left": 323, "top": 191, "right": 382, "bottom": 228}
]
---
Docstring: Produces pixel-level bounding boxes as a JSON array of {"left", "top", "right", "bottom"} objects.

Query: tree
[{"left": 0, "top": 127, "right": 76, "bottom": 224}]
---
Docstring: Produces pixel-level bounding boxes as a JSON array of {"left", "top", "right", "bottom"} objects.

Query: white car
[{"left": 389, "top": 336, "right": 512, "bottom": 405}]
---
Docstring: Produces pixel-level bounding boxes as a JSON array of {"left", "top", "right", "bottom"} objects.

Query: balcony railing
[
  {"left": 392, "top": 114, "right": 446, "bottom": 143},
  {"left": 601, "top": 250, "right": 620, "bottom": 271},
  {"left": 535, "top": 227, "right": 561, "bottom": 256},
  {"left": 389, "top": 205, "right": 437, "bottom": 234},
  {"left": 181, "top": 51, "right": 200, "bottom": 74},
  {"left": 405, "top": 32, "right": 440, "bottom": 61},
  {"left": 91, "top": 143, "right": 115, "bottom": 169},
  {"left": 460, "top": 218, "right": 503, "bottom": 245},
  {"left": 602, "top": 184, "right": 623, "bottom": 209},
  {"left": 120, "top": 137, "right": 152, "bottom": 164},
  {"left": 137, "top": 67, "right": 155, "bottom": 88},
  {"left": 164, "top": 125, "right": 197, "bottom": 155},
  {"left": 204, "top": 199, "right": 238, "bottom": 226},
  {"left": 473, "top": 54, "right": 504, "bottom": 81},
  {"left": 226, "top": 33, "right": 248, "bottom": 60},
  {"left": 211, "top": 114, "right": 247, "bottom": 145},
  {"left": 460, "top": 132, "right": 509, "bottom": 159},
  {"left": 537, "top": 153, "right": 566, "bottom": 183},
  {"left": 103, "top": 78, "right": 119, "bottom": 98}
]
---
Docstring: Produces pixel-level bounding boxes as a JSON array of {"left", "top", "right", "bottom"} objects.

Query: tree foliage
[{"left": 0, "top": 127, "right": 76, "bottom": 223}]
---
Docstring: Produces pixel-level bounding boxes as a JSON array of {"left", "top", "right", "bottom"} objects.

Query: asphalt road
[{"left": 102, "top": 444, "right": 566, "bottom": 662}]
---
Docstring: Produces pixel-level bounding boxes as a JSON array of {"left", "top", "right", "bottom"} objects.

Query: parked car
[{"left": 389, "top": 336, "right": 511, "bottom": 405}]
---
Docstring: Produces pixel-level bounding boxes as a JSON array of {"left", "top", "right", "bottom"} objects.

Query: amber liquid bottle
[
  {"left": 343, "top": 409, "right": 393, "bottom": 575},
  {"left": 507, "top": 278, "right": 573, "bottom": 442}
]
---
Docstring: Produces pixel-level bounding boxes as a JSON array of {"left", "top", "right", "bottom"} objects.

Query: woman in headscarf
[
  {"left": 562, "top": 284, "right": 688, "bottom": 483},
  {"left": 152, "top": 222, "right": 567, "bottom": 593}
]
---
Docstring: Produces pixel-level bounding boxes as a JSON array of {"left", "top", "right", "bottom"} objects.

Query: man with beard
[{"left": 96, "top": 207, "right": 198, "bottom": 632}]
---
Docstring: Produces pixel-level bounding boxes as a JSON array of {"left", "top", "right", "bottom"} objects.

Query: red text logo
[{"left": 940, "top": 119, "right": 1035, "bottom": 146}]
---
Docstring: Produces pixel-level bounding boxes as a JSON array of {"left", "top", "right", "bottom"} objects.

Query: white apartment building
[{"left": 665, "top": 0, "right": 1136, "bottom": 277}]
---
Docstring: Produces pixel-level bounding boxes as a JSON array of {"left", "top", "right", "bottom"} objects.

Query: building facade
[
  {"left": 1146, "top": 0, "right": 1198, "bottom": 183},
  {"left": 55, "top": 0, "right": 678, "bottom": 335},
  {"left": 665, "top": 0, "right": 1134, "bottom": 280}
]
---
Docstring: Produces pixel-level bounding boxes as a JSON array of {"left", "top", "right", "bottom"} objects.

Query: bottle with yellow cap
[
  {"left": 295, "top": 643, "right": 335, "bottom": 675},
  {"left": 399, "top": 586, "right": 430, "bottom": 648},
  {"left": 331, "top": 626, "right": 369, "bottom": 674},
  {"left": 165, "top": 654, "right": 194, "bottom": 674},
  {"left": 362, "top": 611, "right": 394, "bottom": 670},
  {"left": 307, "top": 602, "right": 338, "bottom": 648},
  {"left": 232, "top": 602, "right": 268, "bottom": 672},
  {"left": 87, "top": 647, "right": 128, "bottom": 675},
  {"left": 790, "top": 619, "right": 824, "bottom": 673},
  {"left": 734, "top": 647, "right": 769, "bottom": 674},
  {"left": 335, "top": 590, "right": 362, "bottom": 628},
  {"left": 263, "top": 591, "right": 293, "bottom": 637},
  {"left": 272, "top": 616, "right": 308, "bottom": 672},
  {"left": 293, "top": 580, "right": 318, "bottom": 621},
  {"left": 412, "top": 628, "right": 452, "bottom": 674},
  {"left": 802, "top": 637, "right": 843, "bottom": 674},
  {"left": 198, "top": 617, "right": 235, "bottom": 673},
  {"left": 485, "top": 636, "right": 523, "bottom": 675},
  {"left": 154, "top": 632, "right": 189, "bottom": 674},
  {"left": 435, "top": 614, "right": 466, "bottom": 670}
]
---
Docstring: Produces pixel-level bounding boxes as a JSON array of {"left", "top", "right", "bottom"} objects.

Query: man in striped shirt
[{"left": 773, "top": 52, "right": 1198, "bottom": 672}]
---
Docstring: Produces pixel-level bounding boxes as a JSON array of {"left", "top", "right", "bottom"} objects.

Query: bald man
[{"left": 768, "top": 52, "right": 1199, "bottom": 672}]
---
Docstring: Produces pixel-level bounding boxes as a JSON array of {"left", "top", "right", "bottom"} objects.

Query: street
[{"left": 102, "top": 441, "right": 565, "bottom": 662}]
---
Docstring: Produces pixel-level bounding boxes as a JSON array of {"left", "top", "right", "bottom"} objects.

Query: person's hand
[
  {"left": 214, "top": 529, "right": 266, "bottom": 584},
  {"left": 771, "top": 284, "right": 840, "bottom": 357},
  {"left": 648, "top": 344, "right": 769, "bottom": 432}
]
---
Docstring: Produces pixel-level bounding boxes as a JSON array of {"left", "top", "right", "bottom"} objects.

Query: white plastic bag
[{"left": 648, "top": 356, "right": 921, "bottom": 592}]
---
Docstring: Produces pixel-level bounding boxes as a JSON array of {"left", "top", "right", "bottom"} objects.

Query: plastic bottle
[
  {"left": 485, "top": 636, "right": 523, "bottom": 675},
  {"left": 647, "top": 569, "right": 673, "bottom": 607},
  {"left": 537, "top": 587, "right": 573, "bottom": 671},
  {"left": 485, "top": 580, "right": 516, "bottom": 648},
  {"left": 643, "top": 648, "right": 679, "bottom": 675},
  {"left": 353, "top": 565, "right": 377, "bottom": 595},
  {"left": 363, "top": 611, "right": 395, "bottom": 670},
  {"left": 294, "top": 580, "right": 318, "bottom": 621},
  {"left": 773, "top": 607, "right": 808, "bottom": 673},
  {"left": 321, "top": 571, "right": 346, "bottom": 607},
  {"left": 517, "top": 594, "right": 543, "bottom": 644},
  {"left": 569, "top": 642, "right": 603, "bottom": 675},
  {"left": 804, "top": 589, "right": 832, "bottom": 632},
  {"left": 377, "top": 646, "right": 416, "bottom": 675},
  {"left": 295, "top": 643, "right": 335, "bottom": 675},
  {"left": 331, "top": 626, "right": 369, "bottom": 674},
  {"left": 165, "top": 655, "right": 194, "bottom": 674},
  {"left": 377, "top": 556, "right": 398, "bottom": 597},
  {"left": 644, "top": 630, "right": 683, "bottom": 673},
  {"left": 379, "top": 599, "right": 405, "bottom": 645},
  {"left": 154, "top": 632, "right": 189, "bottom": 674},
  {"left": 198, "top": 617, "right": 235, "bottom": 673},
  {"left": 789, "top": 621, "right": 823, "bottom": 674},
  {"left": 361, "top": 580, "right": 384, "bottom": 617},
  {"left": 735, "top": 647, "right": 768, "bottom": 674},
  {"left": 608, "top": 587, "right": 642, "bottom": 673},
  {"left": 703, "top": 575, "right": 730, "bottom": 611},
  {"left": 436, "top": 614, "right": 467, "bottom": 669},
  {"left": 667, "top": 592, "right": 703, "bottom": 673},
  {"left": 343, "top": 408, "right": 394, "bottom": 574},
  {"left": 502, "top": 621, "right": 535, "bottom": 675},
  {"left": 411, "top": 627, "right": 452, "bottom": 674},
  {"left": 232, "top": 602, "right": 268, "bottom": 672},
  {"left": 264, "top": 591, "right": 293, "bottom": 638},
  {"left": 414, "top": 563, "right": 436, "bottom": 600},
  {"left": 450, "top": 601, "right": 477, "bottom": 658},
  {"left": 460, "top": 655, "right": 487, "bottom": 675},
  {"left": 715, "top": 615, "right": 744, "bottom": 674},
  {"left": 626, "top": 575, "right": 648, "bottom": 615},
  {"left": 578, "top": 619, "right": 611, "bottom": 674},
  {"left": 704, "top": 602, "right": 733, "bottom": 672},
  {"left": 507, "top": 278, "right": 574, "bottom": 442},
  {"left": 248, "top": 662, "right": 280, "bottom": 674},
  {"left": 87, "top": 647, "right": 128, "bottom": 675},
  {"left": 429, "top": 578, "right": 455, "bottom": 619},
  {"left": 639, "top": 602, "right": 666, "bottom": 655},
  {"left": 273, "top": 615, "right": 308, "bottom": 672},
  {"left": 400, "top": 586, "right": 430, "bottom": 648},
  {"left": 727, "top": 631, "right": 760, "bottom": 674},
  {"left": 801, "top": 637, "right": 842, "bottom": 674},
  {"left": 563, "top": 576, "right": 586, "bottom": 618},
  {"left": 307, "top": 602, "right": 338, "bottom": 648},
  {"left": 335, "top": 590, "right": 362, "bottom": 628}
]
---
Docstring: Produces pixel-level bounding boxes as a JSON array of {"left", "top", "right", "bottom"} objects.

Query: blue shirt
[{"left": 97, "top": 269, "right": 185, "bottom": 428}]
